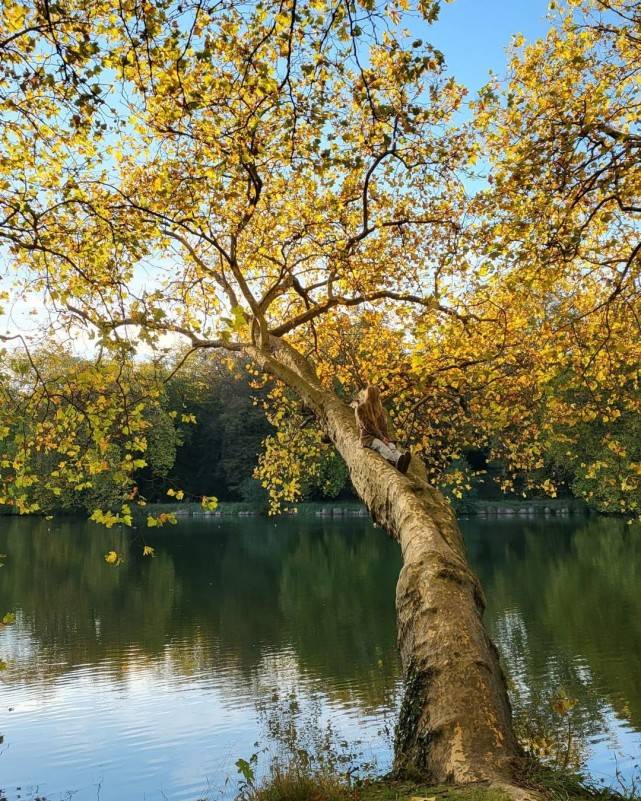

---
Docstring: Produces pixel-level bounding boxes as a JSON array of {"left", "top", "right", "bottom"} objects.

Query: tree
[
  {"left": 11, "top": 0, "right": 640, "bottom": 788},
  {"left": 0, "top": 349, "right": 181, "bottom": 515},
  {"left": 157, "top": 353, "right": 273, "bottom": 502},
  {"left": 467, "top": 0, "right": 641, "bottom": 514}
]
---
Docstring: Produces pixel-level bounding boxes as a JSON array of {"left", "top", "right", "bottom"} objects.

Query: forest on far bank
[{"left": 2, "top": 346, "right": 637, "bottom": 517}]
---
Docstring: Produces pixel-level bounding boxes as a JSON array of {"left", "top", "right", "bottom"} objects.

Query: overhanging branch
[{"left": 269, "top": 290, "right": 476, "bottom": 336}]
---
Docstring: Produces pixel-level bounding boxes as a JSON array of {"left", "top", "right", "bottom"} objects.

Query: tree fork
[{"left": 247, "top": 337, "right": 521, "bottom": 785}]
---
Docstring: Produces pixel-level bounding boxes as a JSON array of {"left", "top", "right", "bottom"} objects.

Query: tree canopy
[{"left": 0, "top": 0, "right": 640, "bottom": 517}]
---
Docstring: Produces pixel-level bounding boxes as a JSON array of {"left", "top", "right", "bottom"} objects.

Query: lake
[{"left": 0, "top": 513, "right": 640, "bottom": 800}]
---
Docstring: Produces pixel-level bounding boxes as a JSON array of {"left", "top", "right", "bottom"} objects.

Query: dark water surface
[{"left": 0, "top": 514, "right": 640, "bottom": 799}]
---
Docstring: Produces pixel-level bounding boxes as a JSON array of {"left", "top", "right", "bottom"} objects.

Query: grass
[
  {"left": 238, "top": 767, "right": 640, "bottom": 801},
  {"left": 512, "top": 758, "right": 641, "bottom": 801},
  {"left": 241, "top": 767, "right": 350, "bottom": 801},
  {"left": 239, "top": 771, "right": 513, "bottom": 801},
  {"left": 356, "top": 779, "right": 511, "bottom": 801}
]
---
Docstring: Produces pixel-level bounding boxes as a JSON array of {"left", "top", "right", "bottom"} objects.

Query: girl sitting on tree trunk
[{"left": 351, "top": 385, "right": 412, "bottom": 473}]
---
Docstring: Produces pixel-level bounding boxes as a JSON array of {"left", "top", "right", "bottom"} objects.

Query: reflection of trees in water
[
  {"left": 253, "top": 685, "right": 387, "bottom": 779},
  {"left": 277, "top": 529, "right": 400, "bottom": 707},
  {"left": 0, "top": 517, "right": 402, "bottom": 712},
  {"left": 492, "top": 605, "right": 597, "bottom": 769},
  {"left": 2, "top": 514, "right": 639, "bottom": 749},
  {"left": 463, "top": 516, "right": 641, "bottom": 761}
]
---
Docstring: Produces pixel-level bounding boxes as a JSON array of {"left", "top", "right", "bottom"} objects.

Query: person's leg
[
  {"left": 396, "top": 450, "right": 412, "bottom": 474},
  {"left": 369, "top": 437, "right": 398, "bottom": 463},
  {"left": 368, "top": 438, "right": 412, "bottom": 474}
]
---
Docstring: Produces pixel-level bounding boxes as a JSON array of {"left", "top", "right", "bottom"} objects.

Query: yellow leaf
[
  {"left": 143, "top": 545, "right": 155, "bottom": 557},
  {"left": 201, "top": 495, "right": 218, "bottom": 511}
]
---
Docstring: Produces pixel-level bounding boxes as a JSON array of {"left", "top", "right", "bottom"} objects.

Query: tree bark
[{"left": 248, "top": 338, "right": 520, "bottom": 785}]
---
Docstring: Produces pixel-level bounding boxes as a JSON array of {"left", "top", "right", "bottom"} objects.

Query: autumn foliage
[{"left": 0, "top": 0, "right": 640, "bottom": 517}]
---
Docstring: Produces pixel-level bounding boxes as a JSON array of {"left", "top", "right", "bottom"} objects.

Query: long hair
[
  {"left": 356, "top": 385, "right": 389, "bottom": 439},
  {"left": 363, "top": 385, "right": 382, "bottom": 411}
]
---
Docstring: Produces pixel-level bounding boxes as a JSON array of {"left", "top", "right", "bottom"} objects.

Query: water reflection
[
  {"left": 0, "top": 517, "right": 401, "bottom": 704},
  {"left": 0, "top": 514, "right": 640, "bottom": 799},
  {"left": 463, "top": 517, "right": 641, "bottom": 782}
]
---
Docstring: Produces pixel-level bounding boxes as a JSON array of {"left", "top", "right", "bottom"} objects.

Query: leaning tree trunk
[{"left": 249, "top": 338, "right": 520, "bottom": 786}]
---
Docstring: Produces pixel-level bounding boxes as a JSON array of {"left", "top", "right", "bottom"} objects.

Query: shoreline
[
  {"left": 0, "top": 498, "right": 595, "bottom": 520},
  {"left": 136, "top": 497, "right": 592, "bottom": 520}
]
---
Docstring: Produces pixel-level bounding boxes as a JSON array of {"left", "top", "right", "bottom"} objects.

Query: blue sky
[{"left": 428, "top": 0, "right": 551, "bottom": 94}]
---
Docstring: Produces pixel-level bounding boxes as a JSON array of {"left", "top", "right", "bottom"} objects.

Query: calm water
[{"left": 0, "top": 513, "right": 640, "bottom": 800}]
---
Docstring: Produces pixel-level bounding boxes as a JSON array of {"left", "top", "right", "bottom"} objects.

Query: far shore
[{"left": 0, "top": 497, "right": 594, "bottom": 520}]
